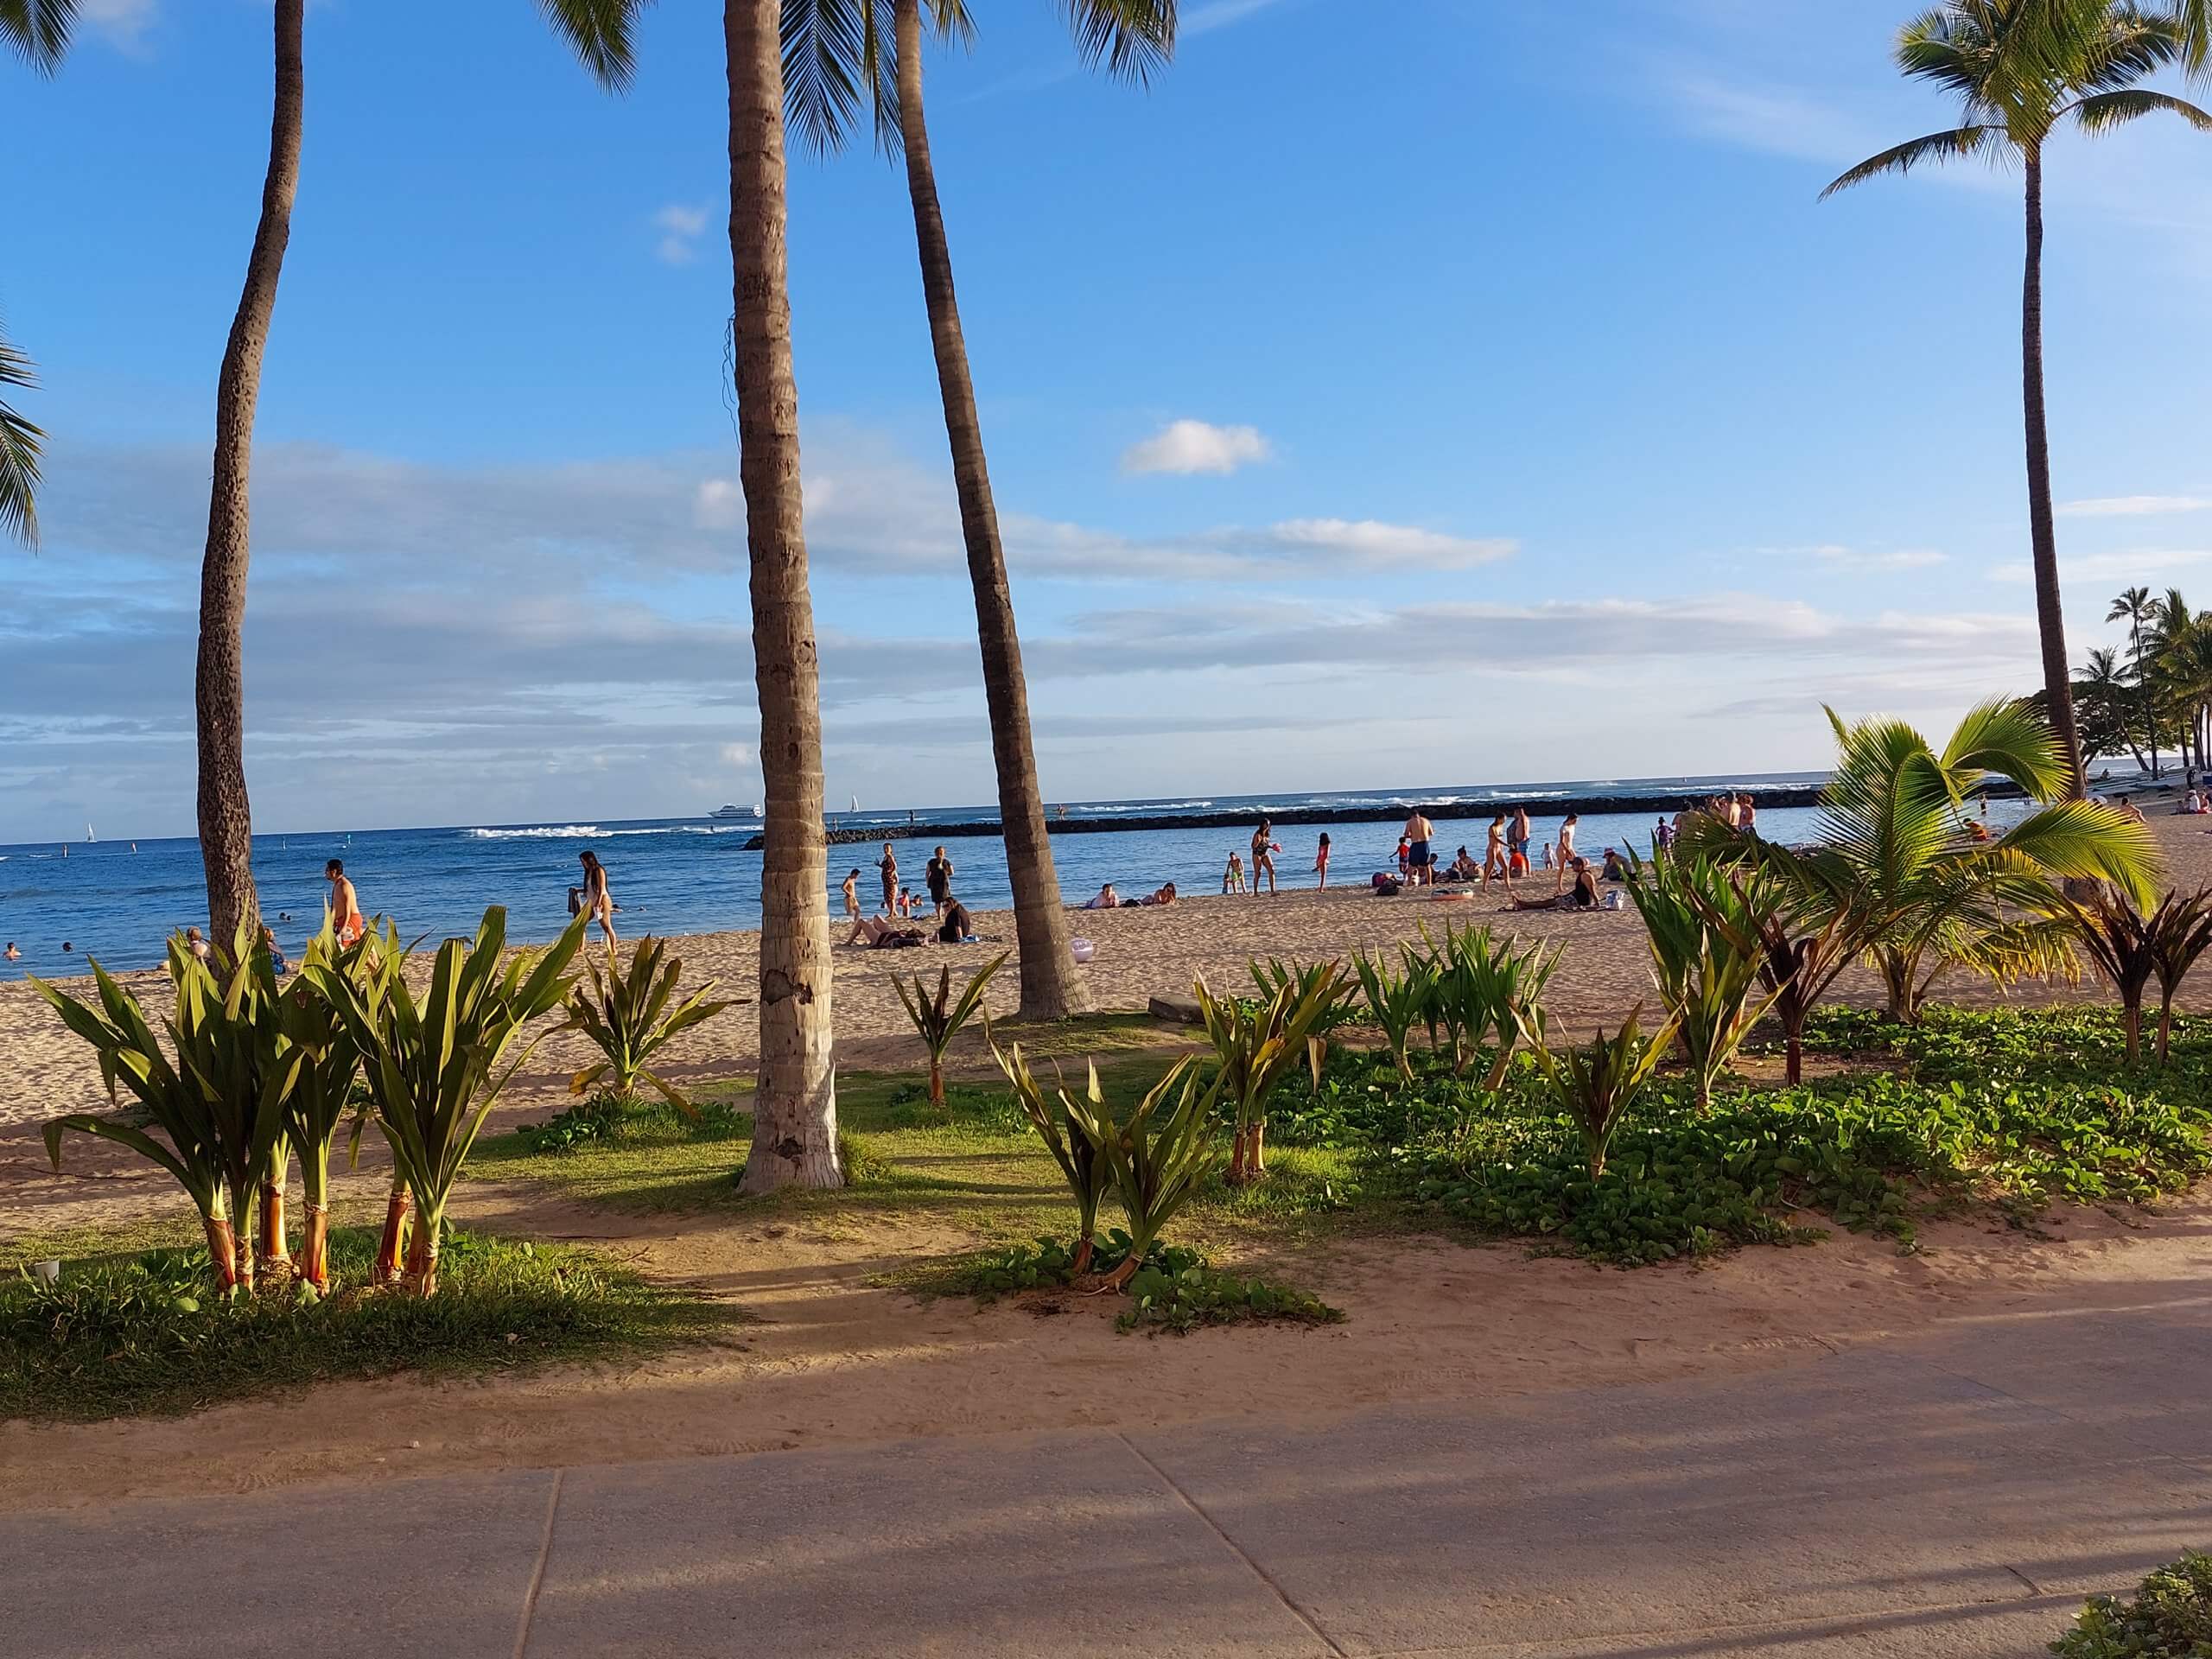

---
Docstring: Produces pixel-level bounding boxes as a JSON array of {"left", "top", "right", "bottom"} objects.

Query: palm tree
[
  {"left": 2109, "top": 583, "right": 2160, "bottom": 773},
  {"left": 1, "top": 0, "right": 73, "bottom": 551},
  {"left": 781, "top": 0, "right": 1173, "bottom": 1021},
  {"left": 729, "top": 0, "right": 844, "bottom": 1191},
  {"left": 1688, "top": 699, "right": 2161, "bottom": 1027},
  {"left": 2077, "top": 644, "right": 2147, "bottom": 772},
  {"left": 1826, "top": 1, "right": 2212, "bottom": 799},
  {"left": 191, "top": 1, "right": 648, "bottom": 953}
]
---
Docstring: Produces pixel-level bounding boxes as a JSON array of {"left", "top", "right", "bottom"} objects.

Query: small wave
[{"left": 462, "top": 825, "right": 604, "bottom": 840}]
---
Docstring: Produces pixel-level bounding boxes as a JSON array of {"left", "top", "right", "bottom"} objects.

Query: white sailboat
[
  {"left": 752, "top": 800, "right": 764, "bottom": 818},
  {"left": 86, "top": 823, "right": 95, "bottom": 844},
  {"left": 850, "top": 793, "right": 861, "bottom": 815}
]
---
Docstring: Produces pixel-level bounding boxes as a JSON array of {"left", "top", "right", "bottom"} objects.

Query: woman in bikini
[{"left": 578, "top": 849, "right": 616, "bottom": 948}]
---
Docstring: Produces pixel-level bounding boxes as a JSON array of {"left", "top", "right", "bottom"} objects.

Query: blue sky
[{"left": 5, "top": 0, "right": 2212, "bottom": 841}]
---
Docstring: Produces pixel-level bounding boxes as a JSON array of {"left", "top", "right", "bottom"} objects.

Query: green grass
[{"left": 0, "top": 1226, "right": 738, "bottom": 1423}]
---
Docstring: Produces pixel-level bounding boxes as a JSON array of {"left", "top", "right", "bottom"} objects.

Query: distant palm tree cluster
[{"left": 2070, "top": 586, "right": 2212, "bottom": 779}]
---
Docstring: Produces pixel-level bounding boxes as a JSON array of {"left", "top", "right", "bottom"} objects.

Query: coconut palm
[
  {"left": 192, "top": 0, "right": 649, "bottom": 953},
  {"left": 0, "top": 0, "right": 73, "bottom": 71},
  {"left": 2077, "top": 645, "right": 2147, "bottom": 772},
  {"left": 1689, "top": 699, "right": 2161, "bottom": 1025},
  {"left": 729, "top": 0, "right": 843, "bottom": 1190},
  {"left": 781, "top": 0, "right": 1173, "bottom": 1021},
  {"left": 2109, "top": 584, "right": 2161, "bottom": 772},
  {"left": 1827, "top": 0, "right": 2212, "bottom": 798}
]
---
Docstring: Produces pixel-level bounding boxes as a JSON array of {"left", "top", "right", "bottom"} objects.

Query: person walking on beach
[
  {"left": 325, "top": 860, "right": 365, "bottom": 949},
  {"left": 1554, "top": 814, "right": 1580, "bottom": 893},
  {"left": 1484, "top": 814, "right": 1509, "bottom": 886},
  {"left": 878, "top": 842, "right": 899, "bottom": 913},
  {"left": 1224, "top": 850, "right": 1246, "bottom": 893},
  {"left": 1250, "top": 820, "right": 1278, "bottom": 896},
  {"left": 1403, "top": 810, "right": 1435, "bottom": 887},
  {"left": 578, "top": 850, "right": 615, "bottom": 948},
  {"left": 925, "top": 846, "right": 955, "bottom": 920},
  {"left": 1315, "top": 832, "right": 1332, "bottom": 890},
  {"left": 842, "top": 868, "right": 861, "bottom": 923}
]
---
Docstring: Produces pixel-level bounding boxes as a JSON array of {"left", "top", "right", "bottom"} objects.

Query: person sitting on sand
[
  {"left": 1084, "top": 883, "right": 1120, "bottom": 910},
  {"left": 1602, "top": 848, "right": 1629, "bottom": 882},
  {"left": 1224, "top": 851, "right": 1246, "bottom": 894},
  {"left": 184, "top": 925, "right": 212, "bottom": 963},
  {"left": 1448, "top": 846, "right": 1480, "bottom": 881},
  {"left": 847, "top": 914, "right": 925, "bottom": 949},
  {"left": 261, "top": 925, "right": 289, "bottom": 976},
  {"left": 1508, "top": 858, "right": 1599, "bottom": 912},
  {"left": 1143, "top": 883, "right": 1178, "bottom": 906},
  {"left": 2115, "top": 794, "right": 2147, "bottom": 824},
  {"left": 1967, "top": 818, "right": 1993, "bottom": 842},
  {"left": 937, "top": 899, "right": 974, "bottom": 944}
]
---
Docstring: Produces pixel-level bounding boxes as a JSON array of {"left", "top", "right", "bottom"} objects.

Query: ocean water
[{"left": 0, "top": 772, "right": 1872, "bottom": 982}]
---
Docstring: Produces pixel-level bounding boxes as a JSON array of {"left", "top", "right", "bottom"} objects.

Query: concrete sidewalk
[{"left": 9, "top": 1293, "right": 2212, "bottom": 1657}]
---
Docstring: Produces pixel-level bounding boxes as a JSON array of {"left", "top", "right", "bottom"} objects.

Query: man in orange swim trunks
[{"left": 325, "top": 859, "right": 365, "bottom": 948}]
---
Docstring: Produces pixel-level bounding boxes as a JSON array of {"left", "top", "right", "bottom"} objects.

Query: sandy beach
[{"left": 9, "top": 798, "right": 2212, "bottom": 1242}]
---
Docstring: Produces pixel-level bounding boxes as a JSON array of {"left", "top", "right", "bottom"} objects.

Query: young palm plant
[
  {"left": 276, "top": 921, "right": 376, "bottom": 1293},
  {"left": 1826, "top": 0, "right": 2212, "bottom": 791},
  {"left": 1529, "top": 1007, "right": 1681, "bottom": 1181},
  {"left": 35, "top": 929, "right": 303, "bottom": 1294},
  {"left": 989, "top": 1036, "right": 1112, "bottom": 1272},
  {"left": 1352, "top": 946, "right": 1438, "bottom": 1082},
  {"left": 1194, "top": 959, "right": 1346, "bottom": 1183},
  {"left": 1087, "top": 1056, "right": 1223, "bottom": 1291},
  {"left": 2056, "top": 884, "right": 2164, "bottom": 1062},
  {"left": 307, "top": 908, "right": 585, "bottom": 1295},
  {"left": 1460, "top": 930, "right": 1559, "bottom": 1089},
  {"left": 568, "top": 936, "right": 739, "bottom": 1113},
  {"left": 1627, "top": 853, "right": 1783, "bottom": 1110},
  {"left": 2149, "top": 887, "right": 2212, "bottom": 1064},
  {"left": 892, "top": 951, "right": 1007, "bottom": 1109}
]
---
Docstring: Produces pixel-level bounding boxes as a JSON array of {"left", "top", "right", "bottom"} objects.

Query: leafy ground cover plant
[
  {"left": 0, "top": 1228, "right": 727, "bottom": 1422},
  {"left": 1116, "top": 1259, "right": 1344, "bottom": 1337},
  {"left": 2050, "top": 1549, "right": 2212, "bottom": 1656},
  {"left": 893, "top": 952, "right": 1007, "bottom": 1109},
  {"left": 567, "top": 936, "right": 735, "bottom": 1111}
]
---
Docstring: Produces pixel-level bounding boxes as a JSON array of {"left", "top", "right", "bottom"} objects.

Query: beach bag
[
  {"left": 1372, "top": 875, "right": 1402, "bottom": 897},
  {"left": 567, "top": 887, "right": 582, "bottom": 916}
]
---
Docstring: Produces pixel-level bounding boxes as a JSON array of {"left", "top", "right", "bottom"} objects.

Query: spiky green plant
[
  {"left": 892, "top": 951, "right": 1007, "bottom": 1109},
  {"left": 306, "top": 908, "right": 584, "bottom": 1295},
  {"left": 989, "top": 1036, "right": 1112, "bottom": 1272},
  {"left": 567, "top": 936, "right": 737, "bottom": 1112},
  {"left": 1089, "top": 1057, "right": 1223, "bottom": 1291},
  {"left": 1352, "top": 946, "right": 1437, "bottom": 1081},
  {"left": 1626, "top": 853, "right": 1781, "bottom": 1110},
  {"left": 1529, "top": 1006, "right": 1680, "bottom": 1180},
  {"left": 2057, "top": 882, "right": 2212, "bottom": 1065},
  {"left": 35, "top": 925, "right": 303, "bottom": 1295},
  {"left": 276, "top": 919, "right": 376, "bottom": 1292},
  {"left": 1457, "top": 929, "right": 1559, "bottom": 1089},
  {"left": 1196, "top": 959, "right": 1346, "bottom": 1182}
]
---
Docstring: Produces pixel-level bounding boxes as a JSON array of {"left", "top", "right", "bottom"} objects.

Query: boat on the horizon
[{"left": 708, "top": 804, "right": 750, "bottom": 822}]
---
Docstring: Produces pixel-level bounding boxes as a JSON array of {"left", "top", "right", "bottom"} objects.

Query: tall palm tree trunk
[
  {"left": 195, "top": 0, "right": 303, "bottom": 953},
  {"left": 728, "top": 0, "right": 842, "bottom": 1192},
  {"left": 892, "top": 0, "right": 1089, "bottom": 1022},
  {"left": 2020, "top": 151, "right": 2083, "bottom": 800}
]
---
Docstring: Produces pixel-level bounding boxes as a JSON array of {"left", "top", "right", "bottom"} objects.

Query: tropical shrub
[
  {"left": 1456, "top": 927, "right": 1557, "bottom": 1088},
  {"left": 1352, "top": 946, "right": 1437, "bottom": 1081},
  {"left": 1529, "top": 1007, "right": 1679, "bottom": 1179},
  {"left": 1088, "top": 1057, "right": 1224, "bottom": 1290},
  {"left": 1198, "top": 959, "right": 1347, "bottom": 1182},
  {"left": 276, "top": 921, "right": 377, "bottom": 1292},
  {"left": 566, "top": 936, "right": 735, "bottom": 1112},
  {"left": 1626, "top": 853, "right": 1779, "bottom": 1109},
  {"left": 36, "top": 927, "right": 306, "bottom": 1296},
  {"left": 2147, "top": 889, "right": 2212, "bottom": 1065},
  {"left": 893, "top": 951, "right": 1007, "bottom": 1109},
  {"left": 2050, "top": 1549, "right": 2212, "bottom": 1657},
  {"left": 307, "top": 908, "right": 585, "bottom": 1295},
  {"left": 989, "top": 1039, "right": 1113, "bottom": 1273}
]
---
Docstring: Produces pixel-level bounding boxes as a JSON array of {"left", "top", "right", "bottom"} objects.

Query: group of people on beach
[{"left": 842, "top": 842, "right": 977, "bottom": 950}]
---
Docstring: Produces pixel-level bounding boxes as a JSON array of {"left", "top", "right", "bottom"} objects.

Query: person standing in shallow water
[{"left": 325, "top": 860, "right": 364, "bottom": 948}]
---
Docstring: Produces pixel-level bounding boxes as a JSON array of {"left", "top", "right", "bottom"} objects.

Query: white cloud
[
  {"left": 82, "top": 0, "right": 158, "bottom": 50},
  {"left": 1120, "top": 419, "right": 1272, "bottom": 477},
  {"left": 1184, "top": 0, "right": 1287, "bottom": 37},
  {"left": 1263, "top": 519, "right": 1514, "bottom": 570},
  {"left": 652, "top": 203, "right": 709, "bottom": 266},
  {"left": 2057, "top": 495, "right": 2212, "bottom": 518},
  {"left": 1987, "top": 548, "right": 2212, "bottom": 583},
  {"left": 1774, "top": 543, "right": 1947, "bottom": 572}
]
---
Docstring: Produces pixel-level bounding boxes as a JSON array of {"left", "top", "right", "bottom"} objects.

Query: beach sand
[{"left": 5, "top": 802, "right": 2212, "bottom": 1507}]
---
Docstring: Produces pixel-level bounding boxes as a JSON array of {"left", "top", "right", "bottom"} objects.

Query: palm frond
[
  {"left": 1059, "top": 0, "right": 1173, "bottom": 84},
  {"left": 780, "top": 0, "right": 899, "bottom": 156},
  {"left": 0, "top": 0, "right": 73, "bottom": 73},
  {"left": 0, "top": 314, "right": 40, "bottom": 550},
  {"left": 1822, "top": 124, "right": 2008, "bottom": 196},
  {"left": 1937, "top": 694, "right": 2072, "bottom": 798},
  {"left": 537, "top": 0, "right": 650, "bottom": 94},
  {"left": 2067, "top": 86, "right": 2212, "bottom": 133}
]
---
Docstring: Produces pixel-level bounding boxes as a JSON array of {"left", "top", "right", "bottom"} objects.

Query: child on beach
[
  {"left": 1315, "top": 832, "right": 1332, "bottom": 890},
  {"left": 1224, "top": 851, "right": 1246, "bottom": 893},
  {"left": 842, "top": 868, "right": 861, "bottom": 922},
  {"left": 1395, "top": 836, "right": 1412, "bottom": 880}
]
